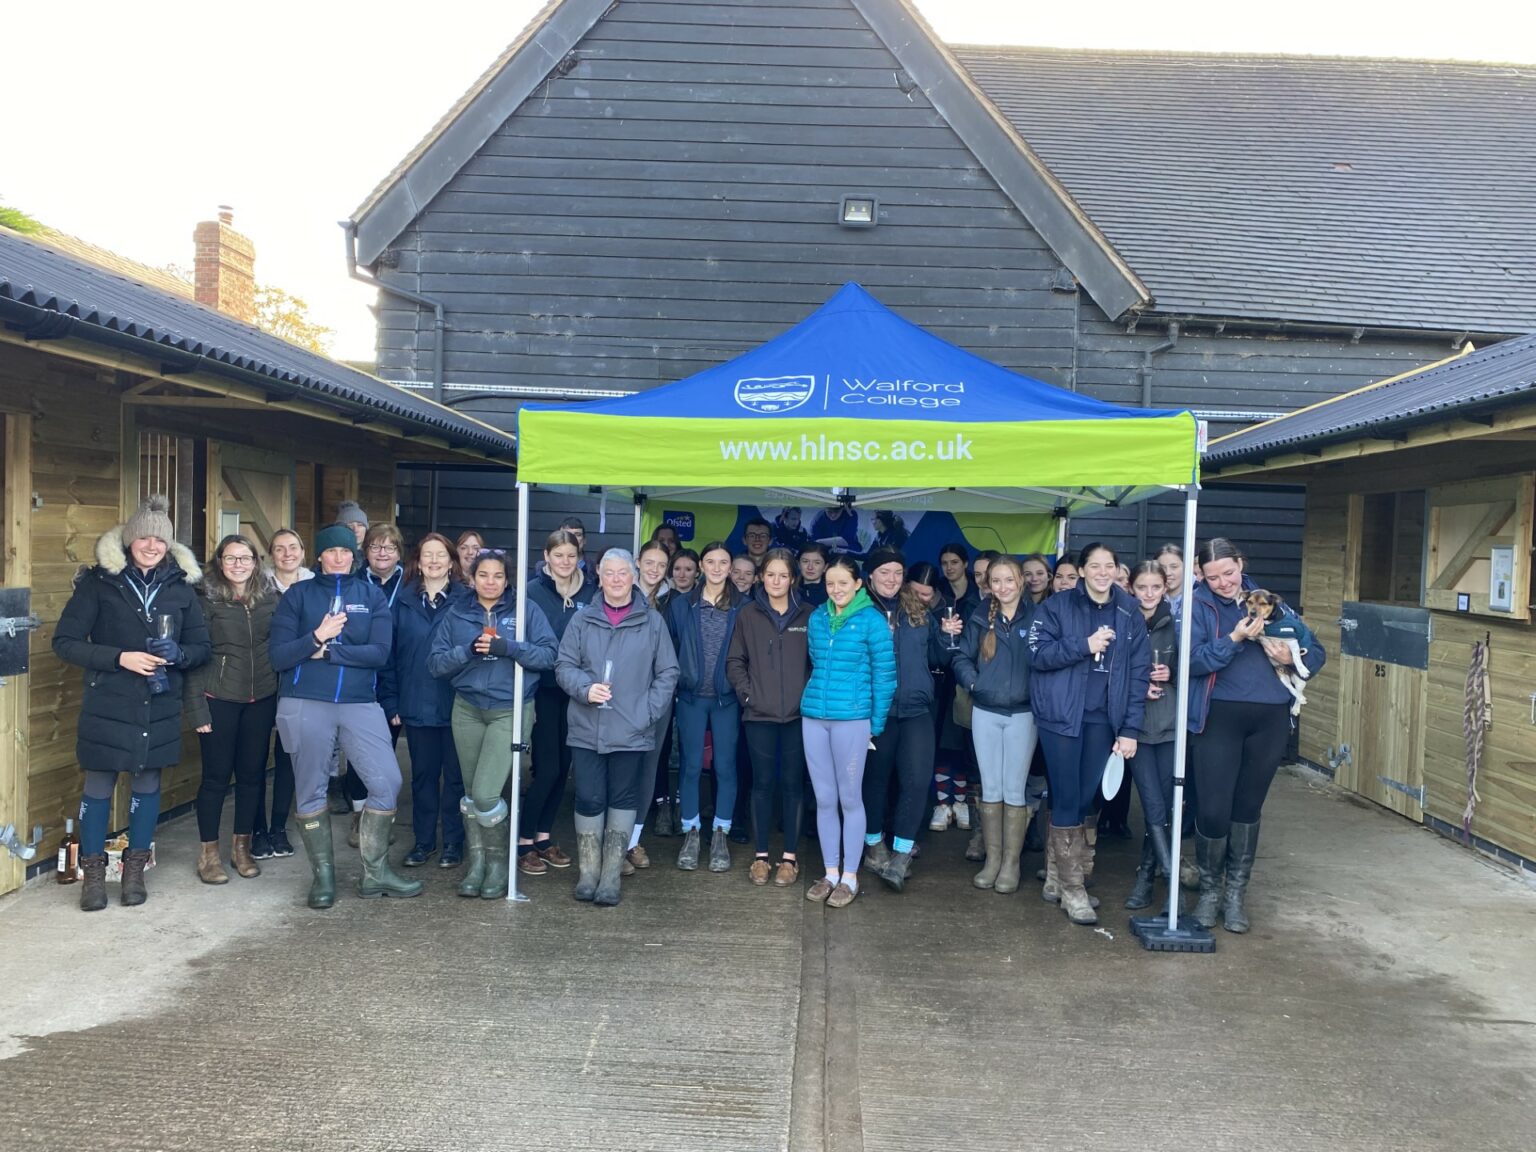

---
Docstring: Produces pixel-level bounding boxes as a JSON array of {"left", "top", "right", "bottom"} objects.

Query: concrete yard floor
[{"left": 1, "top": 764, "right": 1533, "bottom": 1151}]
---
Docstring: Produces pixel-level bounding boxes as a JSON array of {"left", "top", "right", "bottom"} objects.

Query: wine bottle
[{"left": 57, "top": 818, "right": 79, "bottom": 884}]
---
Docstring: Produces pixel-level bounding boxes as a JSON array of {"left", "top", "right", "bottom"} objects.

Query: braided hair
[{"left": 979, "top": 556, "right": 1025, "bottom": 663}]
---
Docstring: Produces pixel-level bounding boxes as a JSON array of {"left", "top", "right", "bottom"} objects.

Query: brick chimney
[{"left": 193, "top": 206, "right": 256, "bottom": 322}]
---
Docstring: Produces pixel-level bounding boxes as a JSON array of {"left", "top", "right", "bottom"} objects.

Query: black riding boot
[
  {"left": 1221, "top": 821, "right": 1260, "bottom": 933},
  {"left": 1124, "top": 829, "right": 1158, "bottom": 910},
  {"left": 1192, "top": 831, "right": 1227, "bottom": 929}
]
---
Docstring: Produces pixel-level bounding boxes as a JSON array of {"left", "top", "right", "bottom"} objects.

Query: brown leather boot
[
  {"left": 79, "top": 853, "right": 108, "bottom": 912},
  {"left": 197, "top": 841, "right": 229, "bottom": 885},
  {"left": 121, "top": 848, "right": 152, "bottom": 906},
  {"left": 1056, "top": 825, "right": 1098, "bottom": 925},
  {"left": 230, "top": 834, "right": 261, "bottom": 878}
]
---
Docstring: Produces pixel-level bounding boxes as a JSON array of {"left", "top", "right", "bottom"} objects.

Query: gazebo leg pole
[
  {"left": 1132, "top": 484, "right": 1213, "bottom": 952},
  {"left": 506, "top": 480, "right": 532, "bottom": 904}
]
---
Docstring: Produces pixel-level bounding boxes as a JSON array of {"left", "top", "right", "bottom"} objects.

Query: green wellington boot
[
  {"left": 296, "top": 812, "right": 337, "bottom": 910},
  {"left": 972, "top": 801, "right": 1004, "bottom": 889},
  {"left": 458, "top": 820, "right": 487, "bottom": 898},
  {"left": 481, "top": 828, "right": 510, "bottom": 900},
  {"left": 356, "top": 809, "right": 422, "bottom": 899},
  {"left": 993, "top": 804, "right": 1032, "bottom": 894}
]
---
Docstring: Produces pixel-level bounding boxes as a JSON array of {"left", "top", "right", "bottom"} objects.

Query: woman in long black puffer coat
[{"left": 53, "top": 496, "right": 209, "bottom": 912}]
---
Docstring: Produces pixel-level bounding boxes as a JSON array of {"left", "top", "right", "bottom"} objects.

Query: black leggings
[
  {"left": 652, "top": 714, "right": 675, "bottom": 803},
  {"left": 196, "top": 695, "right": 278, "bottom": 840},
  {"left": 252, "top": 730, "right": 295, "bottom": 834},
  {"left": 863, "top": 712, "right": 936, "bottom": 845},
  {"left": 745, "top": 720, "right": 806, "bottom": 855},
  {"left": 1192, "top": 699, "right": 1290, "bottom": 839},
  {"left": 524, "top": 683, "right": 573, "bottom": 839}
]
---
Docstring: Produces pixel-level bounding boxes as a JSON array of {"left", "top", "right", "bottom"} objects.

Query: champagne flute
[
  {"left": 943, "top": 605, "right": 959, "bottom": 651},
  {"left": 321, "top": 593, "right": 344, "bottom": 657},
  {"left": 597, "top": 659, "right": 614, "bottom": 710},
  {"left": 1093, "top": 626, "right": 1112, "bottom": 673},
  {"left": 1148, "top": 644, "right": 1168, "bottom": 699},
  {"left": 482, "top": 607, "right": 499, "bottom": 662}
]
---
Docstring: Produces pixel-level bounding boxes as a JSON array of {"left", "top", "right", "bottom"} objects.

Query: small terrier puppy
[{"left": 1241, "top": 589, "right": 1317, "bottom": 715}]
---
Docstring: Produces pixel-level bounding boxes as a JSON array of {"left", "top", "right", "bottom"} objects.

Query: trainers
[
  {"left": 250, "top": 831, "right": 275, "bottom": 860},
  {"left": 518, "top": 851, "right": 548, "bottom": 876},
  {"left": 929, "top": 803, "right": 953, "bottom": 831},
  {"left": 952, "top": 800, "right": 971, "bottom": 831},
  {"left": 267, "top": 828, "right": 294, "bottom": 857}
]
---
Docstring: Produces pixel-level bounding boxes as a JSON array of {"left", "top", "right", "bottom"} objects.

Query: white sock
[
  {"left": 825, "top": 866, "right": 840, "bottom": 884},
  {"left": 840, "top": 872, "right": 859, "bottom": 894},
  {"left": 629, "top": 825, "right": 643, "bottom": 850}
]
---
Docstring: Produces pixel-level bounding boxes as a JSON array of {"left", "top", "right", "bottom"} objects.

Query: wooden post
[{"left": 0, "top": 414, "right": 34, "bottom": 895}]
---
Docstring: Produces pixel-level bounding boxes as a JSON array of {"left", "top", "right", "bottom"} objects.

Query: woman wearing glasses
[
  {"left": 429, "top": 548, "right": 558, "bottom": 899},
  {"left": 187, "top": 534, "right": 278, "bottom": 885}
]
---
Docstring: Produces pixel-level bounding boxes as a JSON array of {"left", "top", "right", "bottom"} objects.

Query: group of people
[{"left": 56, "top": 497, "right": 1323, "bottom": 934}]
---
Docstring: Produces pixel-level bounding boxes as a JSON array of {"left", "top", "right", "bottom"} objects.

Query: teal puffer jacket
[{"left": 801, "top": 597, "right": 897, "bottom": 735}]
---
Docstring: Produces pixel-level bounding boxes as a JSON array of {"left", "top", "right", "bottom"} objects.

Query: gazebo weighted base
[{"left": 1130, "top": 914, "right": 1216, "bottom": 953}]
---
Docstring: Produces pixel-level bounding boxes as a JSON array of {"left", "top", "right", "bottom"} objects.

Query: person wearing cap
[
  {"left": 269, "top": 523, "right": 420, "bottom": 909},
  {"left": 860, "top": 548, "right": 959, "bottom": 892},
  {"left": 54, "top": 496, "right": 211, "bottom": 912}
]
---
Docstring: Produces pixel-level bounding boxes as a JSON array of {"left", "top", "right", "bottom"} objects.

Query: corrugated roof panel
[
  {"left": 0, "top": 231, "right": 514, "bottom": 457},
  {"left": 1204, "top": 332, "right": 1536, "bottom": 464}
]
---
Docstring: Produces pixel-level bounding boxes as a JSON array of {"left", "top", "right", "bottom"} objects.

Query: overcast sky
[{"left": 3, "top": 0, "right": 1533, "bottom": 360}]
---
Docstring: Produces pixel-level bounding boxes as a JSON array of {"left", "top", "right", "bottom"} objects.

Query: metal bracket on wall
[
  {"left": 0, "top": 824, "right": 43, "bottom": 862},
  {"left": 1326, "top": 744, "right": 1353, "bottom": 771},
  {"left": 1378, "top": 776, "right": 1427, "bottom": 806}
]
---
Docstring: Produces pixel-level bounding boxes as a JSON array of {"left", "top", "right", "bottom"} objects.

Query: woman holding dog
[{"left": 1186, "top": 537, "right": 1326, "bottom": 933}]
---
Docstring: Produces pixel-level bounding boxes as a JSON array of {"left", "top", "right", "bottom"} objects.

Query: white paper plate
[{"left": 1101, "top": 751, "right": 1125, "bottom": 800}]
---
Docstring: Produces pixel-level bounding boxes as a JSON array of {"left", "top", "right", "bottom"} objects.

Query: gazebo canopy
[{"left": 516, "top": 283, "right": 1199, "bottom": 516}]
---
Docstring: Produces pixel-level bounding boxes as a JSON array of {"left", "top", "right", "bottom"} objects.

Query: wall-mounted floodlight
[{"left": 839, "top": 195, "right": 878, "bottom": 228}]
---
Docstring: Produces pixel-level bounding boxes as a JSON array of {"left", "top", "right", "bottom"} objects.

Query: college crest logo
[{"left": 734, "top": 375, "right": 815, "bottom": 414}]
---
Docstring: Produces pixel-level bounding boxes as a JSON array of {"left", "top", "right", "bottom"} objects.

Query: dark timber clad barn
[{"left": 346, "top": 0, "right": 1536, "bottom": 603}]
